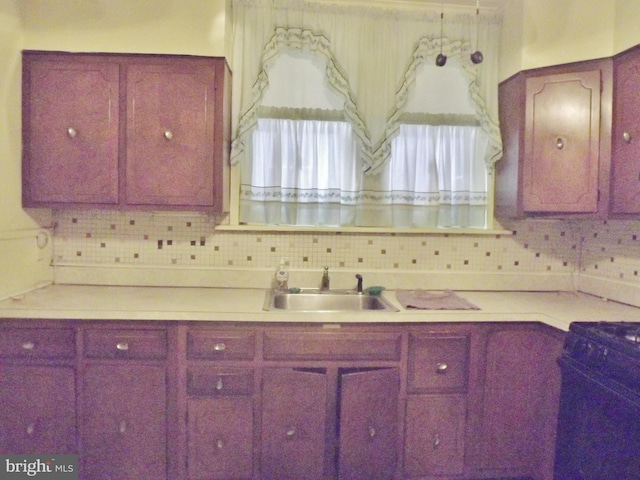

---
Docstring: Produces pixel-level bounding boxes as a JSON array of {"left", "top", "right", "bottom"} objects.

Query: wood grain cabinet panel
[
  {"left": 524, "top": 71, "right": 601, "bottom": 213},
  {"left": 125, "top": 61, "right": 218, "bottom": 207},
  {"left": 611, "top": 45, "right": 640, "bottom": 214},
  {"left": 407, "top": 333, "right": 469, "bottom": 393},
  {"left": 261, "top": 368, "right": 328, "bottom": 480},
  {"left": 338, "top": 368, "right": 399, "bottom": 480},
  {"left": 0, "top": 366, "right": 76, "bottom": 454},
  {"left": 81, "top": 363, "right": 168, "bottom": 480},
  {"left": 187, "top": 397, "right": 254, "bottom": 480},
  {"left": 404, "top": 394, "right": 466, "bottom": 477},
  {"left": 22, "top": 56, "right": 120, "bottom": 205}
]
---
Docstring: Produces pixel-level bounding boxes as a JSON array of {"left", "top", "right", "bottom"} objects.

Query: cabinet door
[
  {"left": 404, "top": 395, "right": 466, "bottom": 476},
  {"left": 612, "top": 48, "right": 640, "bottom": 213},
  {"left": 261, "top": 368, "right": 327, "bottom": 480},
  {"left": 187, "top": 397, "right": 253, "bottom": 480},
  {"left": 125, "top": 61, "right": 216, "bottom": 207},
  {"left": 0, "top": 366, "right": 76, "bottom": 454},
  {"left": 82, "top": 364, "right": 167, "bottom": 480},
  {"left": 338, "top": 368, "right": 399, "bottom": 480},
  {"left": 478, "top": 327, "right": 564, "bottom": 478},
  {"left": 23, "top": 56, "right": 120, "bottom": 205},
  {"left": 524, "top": 70, "right": 601, "bottom": 213}
]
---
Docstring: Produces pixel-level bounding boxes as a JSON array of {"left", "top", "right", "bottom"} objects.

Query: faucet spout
[
  {"left": 321, "top": 266, "right": 330, "bottom": 291},
  {"left": 355, "top": 274, "right": 363, "bottom": 294}
]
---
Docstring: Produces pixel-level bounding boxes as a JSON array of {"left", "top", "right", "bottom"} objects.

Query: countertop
[{"left": 2, "top": 285, "right": 640, "bottom": 331}]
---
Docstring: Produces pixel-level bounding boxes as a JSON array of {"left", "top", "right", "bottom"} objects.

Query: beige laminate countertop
[{"left": 1, "top": 285, "right": 640, "bottom": 331}]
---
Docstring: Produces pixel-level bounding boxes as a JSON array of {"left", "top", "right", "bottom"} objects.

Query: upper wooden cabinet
[
  {"left": 496, "top": 59, "right": 612, "bottom": 218},
  {"left": 22, "top": 51, "right": 231, "bottom": 212},
  {"left": 611, "top": 45, "right": 640, "bottom": 214}
]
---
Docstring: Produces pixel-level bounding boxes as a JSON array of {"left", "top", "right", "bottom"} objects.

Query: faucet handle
[{"left": 355, "top": 274, "right": 363, "bottom": 294}]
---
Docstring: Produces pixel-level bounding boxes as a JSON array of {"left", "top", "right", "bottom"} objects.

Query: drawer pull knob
[
  {"left": 67, "top": 127, "right": 77, "bottom": 138},
  {"left": 216, "top": 438, "right": 224, "bottom": 449},
  {"left": 368, "top": 426, "right": 376, "bottom": 438},
  {"left": 624, "top": 131, "right": 632, "bottom": 143},
  {"left": 21, "top": 341, "right": 35, "bottom": 351},
  {"left": 118, "top": 420, "right": 127, "bottom": 434},
  {"left": 436, "top": 362, "right": 448, "bottom": 373},
  {"left": 216, "top": 378, "right": 224, "bottom": 390},
  {"left": 164, "top": 130, "right": 173, "bottom": 140},
  {"left": 433, "top": 433, "right": 441, "bottom": 449},
  {"left": 116, "top": 342, "right": 129, "bottom": 351},
  {"left": 555, "top": 137, "right": 564, "bottom": 149},
  {"left": 285, "top": 427, "right": 296, "bottom": 438},
  {"left": 26, "top": 423, "right": 35, "bottom": 435},
  {"left": 213, "top": 342, "right": 226, "bottom": 352}
]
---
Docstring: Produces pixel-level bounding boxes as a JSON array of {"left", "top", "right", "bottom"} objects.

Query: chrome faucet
[
  {"left": 355, "top": 274, "right": 363, "bottom": 294},
  {"left": 321, "top": 266, "right": 330, "bottom": 291}
]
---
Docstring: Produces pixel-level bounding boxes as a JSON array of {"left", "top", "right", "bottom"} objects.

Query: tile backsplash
[
  {"left": 53, "top": 210, "right": 581, "bottom": 271},
  {"left": 51, "top": 211, "right": 640, "bottom": 290}
]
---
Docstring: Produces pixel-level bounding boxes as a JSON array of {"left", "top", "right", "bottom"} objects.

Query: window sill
[{"left": 215, "top": 224, "right": 513, "bottom": 236}]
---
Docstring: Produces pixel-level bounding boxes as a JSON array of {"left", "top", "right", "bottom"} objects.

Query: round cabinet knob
[
  {"left": 164, "top": 130, "right": 173, "bottom": 140},
  {"left": 213, "top": 343, "right": 226, "bottom": 352},
  {"left": 216, "top": 378, "right": 224, "bottom": 391},
  {"left": 285, "top": 427, "right": 296, "bottom": 438},
  {"left": 118, "top": 420, "right": 127, "bottom": 434},
  {"left": 555, "top": 137, "right": 564, "bottom": 150},
  {"left": 116, "top": 341, "right": 129, "bottom": 351},
  {"left": 67, "top": 127, "right": 77, "bottom": 138},
  {"left": 368, "top": 426, "right": 376, "bottom": 438},
  {"left": 216, "top": 439, "right": 224, "bottom": 449},
  {"left": 26, "top": 423, "right": 35, "bottom": 435},
  {"left": 433, "top": 433, "right": 441, "bottom": 449},
  {"left": 623, "top": 132, "right": 632, "bottom": 143},
  {"left": 21, "top": 341, "right": 35, "bottom": 351},
  {"left": 436, "top": 362, "right": 448, "bottom": 374}
]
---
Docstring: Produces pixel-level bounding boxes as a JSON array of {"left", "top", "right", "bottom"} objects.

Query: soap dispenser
[{"left": 275, "top": 258, "right": 289, "bottom": 291}]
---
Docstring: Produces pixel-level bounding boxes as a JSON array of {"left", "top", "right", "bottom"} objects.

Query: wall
[{"left": 0, "top": 0, "right": 52, "bottom": 300}]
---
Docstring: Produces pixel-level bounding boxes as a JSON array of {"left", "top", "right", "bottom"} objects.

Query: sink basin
[{"left": 264, "top": 289, "right": 399, "bottom": 312}]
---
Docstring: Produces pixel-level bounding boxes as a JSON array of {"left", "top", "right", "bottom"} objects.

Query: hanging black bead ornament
[
  {"left": 470, "top": 0, "right": 483, "bottom": 64},
  {"left": 436, "top": 8, "right": 447, "bottom": 67}
]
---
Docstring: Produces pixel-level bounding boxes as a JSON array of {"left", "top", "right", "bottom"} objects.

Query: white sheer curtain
[
  {"left": 241, "top": 118, "right": 360, "bottom": 226},
  {"left": 356, "top": 124, "right": 489, "bottom": 228}
]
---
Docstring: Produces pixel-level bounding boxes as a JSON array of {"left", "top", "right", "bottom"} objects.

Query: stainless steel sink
[{"left": 264, "top": 289, "right": 399, "bottom": 312}]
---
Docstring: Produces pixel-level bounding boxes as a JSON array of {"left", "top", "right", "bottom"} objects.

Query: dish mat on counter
[{"left": 396, "top": 289, "right": 480, "bottom": 310}]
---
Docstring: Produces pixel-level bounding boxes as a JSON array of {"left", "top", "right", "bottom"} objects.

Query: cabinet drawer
[
  {"left": 188, "top": 368, "right": 254, "bottom": 396},
  {"left": 408, "top": 334, "right": 469, "bottom": 392},
  {"left": 263, "top": 331, "right": 402, "bottom": 360},
  {"left": 83, "top": 328, "right": 167, "bottom": 359},
  {"left": 0, "top": 327, "right": 75, "bottom": 358},
  {"left": 187, "top": 330, "right": 255, "bottom": 360}
]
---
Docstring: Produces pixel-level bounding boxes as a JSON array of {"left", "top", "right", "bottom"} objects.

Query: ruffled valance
[{"left": 230, "top": 0, "right": 503, "bottom": 173}]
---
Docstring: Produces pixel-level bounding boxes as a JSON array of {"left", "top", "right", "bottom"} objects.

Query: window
[{"left": 229, "top": 0, "right": 503, "bottom": 231}]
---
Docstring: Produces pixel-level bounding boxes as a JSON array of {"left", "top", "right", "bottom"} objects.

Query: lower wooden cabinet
[
  {"left": 0, "top": 320, "right": 564, "bottom": 480},
  {"left": 404, "top": 395, "right": 467, "bottom": 476},
  {"left": 81, "top": 363, "right": 168, "bottom": 480},
  {"left": 0, "top": 365, "right": 76, "bottom": 454},
  {"left": 261, "top": 368, "right": 328, "bottom": 480},
  {"left": 187, "top": 397, "right": 254, "bottom": 480}
]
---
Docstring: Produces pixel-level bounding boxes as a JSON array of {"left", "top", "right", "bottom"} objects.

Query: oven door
[{"left": 554, "top": 356, "right": 640, "bottom": 480}]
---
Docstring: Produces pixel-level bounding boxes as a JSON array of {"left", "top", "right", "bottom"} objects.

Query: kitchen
[{"left": 1, "top": 1, "right": 640, "bottom": 479}]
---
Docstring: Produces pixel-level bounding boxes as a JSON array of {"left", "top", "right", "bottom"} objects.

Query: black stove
[
  {"left": 554, "top": 321, "right": 640, "bottom": 480},
  {"left": 563, "top": 321, "right": 640, "bottom": 392}
]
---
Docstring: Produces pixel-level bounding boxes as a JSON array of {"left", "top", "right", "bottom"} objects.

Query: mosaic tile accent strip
[{"left": 50, "top": 211, "right": 596, "bottom": 278}]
